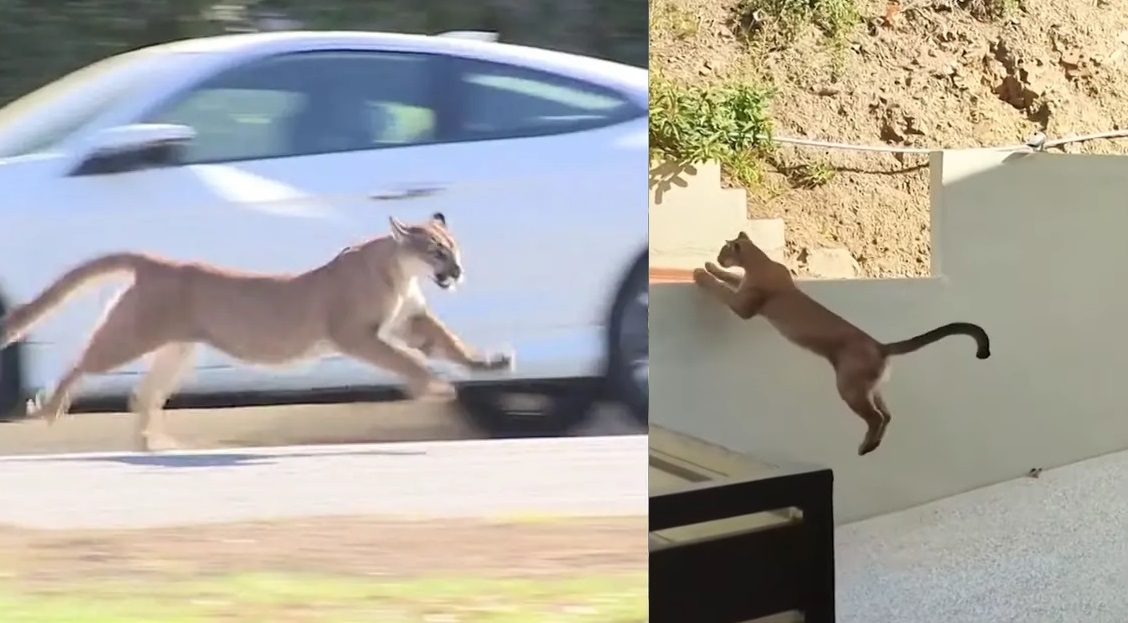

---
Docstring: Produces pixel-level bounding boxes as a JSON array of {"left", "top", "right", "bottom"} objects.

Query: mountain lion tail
[
  {"left": 882, "top": 322, "right": 991, "bottom": 360},
  {"left": 0, "top": 253, "right": 143, "bottom": 347}
]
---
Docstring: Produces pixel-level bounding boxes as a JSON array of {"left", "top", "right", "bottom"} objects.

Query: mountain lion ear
[
  {"left": 737, "top": 231, "right": 750, "bottom": 240},
  {"left": 389, "top": 216, "right": 411, "bottom": 242},
  {"left": 431, "top": 212, "right": 446, "bottom": 226}
]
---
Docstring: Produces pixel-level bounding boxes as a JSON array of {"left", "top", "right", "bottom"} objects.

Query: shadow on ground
[{"left": 7, "top": 447, "right": 429, "bottom": 468}]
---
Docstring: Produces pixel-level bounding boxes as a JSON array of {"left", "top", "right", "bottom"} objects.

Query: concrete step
[
  {"left": 749, "top": 218, "right": 786, "bottom": 262},
  {"left": 650, "top": 185, "right": 747, "bottom": 268},
  {"left": 650, "top": 159, "right": 790, "bottom": 276},
  {"left": 691, "top": 161, "right": 723, "bottom": 187},
  {"left": 648, "top": 160, "right": 723, "bottom": 193},
  {"left": 649, "top": 160, "right": 736, "bottom": 213}
]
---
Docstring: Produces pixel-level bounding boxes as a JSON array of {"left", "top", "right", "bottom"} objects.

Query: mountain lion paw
[
  {"left": 483, "top": 349, "right": 515, "bottom": 372},
  {"left": 138, "top": 431, "right": 183, "bottom": 453},
  {"left": 27, "top": 391, "right": 56, "bottom": 425},
  {"left": 858, "top": 437, "right": 880, "bottom": 456}
]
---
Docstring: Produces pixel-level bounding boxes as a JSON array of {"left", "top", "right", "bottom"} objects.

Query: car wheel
[
  {"left": 0, "top": 300, "right": 24, "bottom": 421},
  {"left": 606, "top": 256, "right": 647, "bottom": 426},
  {"left": 457, "top": 378, "right": 603, "bottom": 438}
]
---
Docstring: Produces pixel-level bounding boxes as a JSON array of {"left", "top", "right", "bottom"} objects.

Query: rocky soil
[
  {"left": 2, "top": 517, "right": 644, "bottom": 583},
  {"left": 651, "top": 0, "right": 1128, "bottom": 276}
]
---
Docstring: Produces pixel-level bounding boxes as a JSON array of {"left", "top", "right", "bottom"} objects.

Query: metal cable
[{"left": 759, "top": 129, "right": 1128, "bottom": 154}]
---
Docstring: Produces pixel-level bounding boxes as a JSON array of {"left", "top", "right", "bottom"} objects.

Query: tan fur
[
  {"left": 692, "top": 232, "right": 990, "bottom": 456},
  {"left": 0, "top": 213, "right": 512, "bottom": 451}
]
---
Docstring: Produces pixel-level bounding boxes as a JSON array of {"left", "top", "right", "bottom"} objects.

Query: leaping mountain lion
[
  {"left": 0, "top": 212, "right": 513, "bottom": 451},
  {"left": 692, "top": 231, "right": 990, "bottom": 456}
]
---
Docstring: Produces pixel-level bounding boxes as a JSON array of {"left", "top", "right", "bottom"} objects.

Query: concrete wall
[{"left": 651, "top": 149, "right": 1128, "bottom": 524}]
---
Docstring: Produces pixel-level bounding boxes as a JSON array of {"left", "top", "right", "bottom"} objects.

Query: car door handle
[{"left": 369, "top": 186, "right": 445, "bottom": 201}]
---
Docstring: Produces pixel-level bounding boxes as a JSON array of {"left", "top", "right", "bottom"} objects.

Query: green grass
[
  {"left": 650, "top": 0, "right": 700, "bottom": 40},
  {"left": 961, "top": 0, "right": 1021, "bottom": 20},
  {"left": 0, "top": 573, "right": 647, "bottom": 623},
  {"left": 648, "top": 73, "right": 775, "bottom": 187},
  {"left": 791, "top": 160, "right": 837, "bottom": 188},
  {"left": 731, "top": 0, "right": 859, "bottom": 47}
]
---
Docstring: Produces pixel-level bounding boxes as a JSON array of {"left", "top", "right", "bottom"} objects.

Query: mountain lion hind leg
[
  {"left": 834, "top": 352, "right": 891, "bottom": 456},
  {"left": 30, "top": 288, "right": 168, "bottom": 425},
  {"left": 402, "top": 311, "right": 514, "bottom": 372}
]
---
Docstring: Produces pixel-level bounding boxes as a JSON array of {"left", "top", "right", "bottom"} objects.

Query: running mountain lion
[
  {"left": 0, "top": 212, "right": 513, "bottom": 451},
  {"left": 692, "top": 231, "right": 990, "bottom": 456}
]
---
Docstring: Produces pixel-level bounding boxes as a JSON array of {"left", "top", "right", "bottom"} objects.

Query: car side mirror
[{"left": 69, "top": 123, "right": 196, "bottom": 177}]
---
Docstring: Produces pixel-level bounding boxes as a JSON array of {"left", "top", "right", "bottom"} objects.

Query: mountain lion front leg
[
  {"left": 704, "top": 261, "right": 743, "bottom": 287},
  {"left": 331, "top": 327, "right": 456, "bottom": 400},
  {"left": 692, "top": 268, "right": 765, "bottom": 319},
  {"left": 404, "top": 311, "right": 514, "bottom": 372},
  {"left": 130, "top": 342, "right": 196, "bottom": 452},
  {"left": 31, "top": 288, "right": 166, "bottom": 425}
]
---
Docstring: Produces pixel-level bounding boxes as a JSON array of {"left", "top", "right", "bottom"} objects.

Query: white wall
[{"left": 651, "top": 150, "right": 1128, "bottom": 524}]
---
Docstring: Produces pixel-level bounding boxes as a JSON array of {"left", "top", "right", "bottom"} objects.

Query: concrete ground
[
  {"left": 836, "top": 448, "right": 1128, "bottom": 623},
  {"left": 0, "top": 401, "right": 647, "bottom": 619},
  {"left": 0, "top": 435, "right": 647, "bottom": 529},
  {"left": 0, "top": 400, "right": 641, "bottom": 456}
]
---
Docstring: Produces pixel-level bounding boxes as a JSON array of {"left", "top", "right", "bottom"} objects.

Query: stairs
[{"left": 649, "top": 160, "right": 858, "bottom": 280}]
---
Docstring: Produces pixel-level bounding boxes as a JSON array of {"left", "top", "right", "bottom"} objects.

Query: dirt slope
[
  {"left": 651, "top": 0, "right": 1128, "bottom": 276},
  {"left": 2, "top": 517, "right": 644, "bottom": 582}
]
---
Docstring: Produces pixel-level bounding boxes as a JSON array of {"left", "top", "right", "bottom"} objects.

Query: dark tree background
[{"left": 0, "top": 0, "right": 645, "bottom": 104}]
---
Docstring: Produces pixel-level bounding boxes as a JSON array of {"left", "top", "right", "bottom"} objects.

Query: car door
[
  {"left": 331, "top": 55, "right": 646, "bottom": 380},
  {"left": 21, "top": 49, "right": 450, "bottom": 396}
]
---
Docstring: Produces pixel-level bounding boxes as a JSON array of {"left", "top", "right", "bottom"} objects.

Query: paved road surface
[
  {"left": 0, "top": 435, "right": 648, "bottom": 530},
  {"left": 0, "top": 401, "right": 642, "bottom": 456}
]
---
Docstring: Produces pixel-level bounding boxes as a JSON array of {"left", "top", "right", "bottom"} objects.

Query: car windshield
[{"left": 0, "top": 48, "right": 176, "bottom": 159}]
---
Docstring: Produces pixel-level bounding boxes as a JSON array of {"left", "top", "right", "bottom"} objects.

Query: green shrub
[
  {"left": 648, "top": 75, "right": 775, "bottom": 187},
  {"left": 733, "top": 0, "right": 859, "bottom": 45}
]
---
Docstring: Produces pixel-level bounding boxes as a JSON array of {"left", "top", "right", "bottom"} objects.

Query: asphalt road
[{"left": 0, "top": 435, "right": 648, "bottom": 530}]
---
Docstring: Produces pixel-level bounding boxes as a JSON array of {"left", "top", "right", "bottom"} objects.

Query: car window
[
  {"left": 154, "top": 88, "right": 303, "bottom": 162},
  {"left": 452, "top": 59, "right": 640, "bottom": 142},
  {"left": 144, "top": 51, "right": 439, "bottom": 164}
]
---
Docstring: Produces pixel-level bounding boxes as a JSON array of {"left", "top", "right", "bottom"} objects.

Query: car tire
[
  {"left": 457, "top": 378, "right": 603, "bottom": 438},
  {"left": 0, "top": 298, "right": 24, "bottom": 422},
  {"left": 605, "top": 254, "right": 648, "bottom": 426}
]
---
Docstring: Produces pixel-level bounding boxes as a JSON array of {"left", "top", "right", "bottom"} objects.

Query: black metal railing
[{"left": 649, "top": 460, "right": 836, "bottom": 623}]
